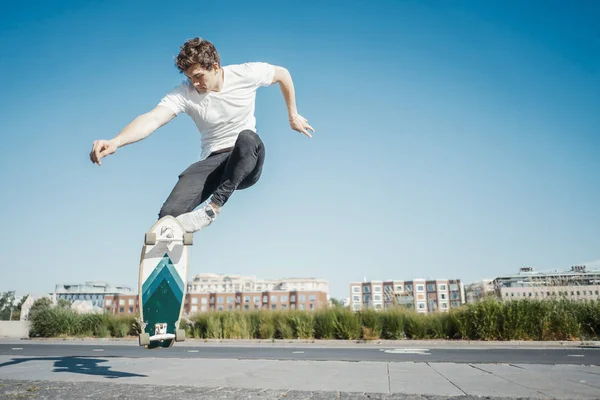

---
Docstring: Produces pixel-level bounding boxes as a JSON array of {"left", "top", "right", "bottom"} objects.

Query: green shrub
[{"left": 27, "top": 299, "right": 600, "bottom": 341}]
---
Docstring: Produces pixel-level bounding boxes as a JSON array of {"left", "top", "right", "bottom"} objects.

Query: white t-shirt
[{"left": 158, "top": 62, "right": 275, "bottom": 160}]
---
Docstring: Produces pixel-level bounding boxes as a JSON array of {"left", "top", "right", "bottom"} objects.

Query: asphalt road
[{"left": 1, "top": 342, "right": 598, "bottom": 365}]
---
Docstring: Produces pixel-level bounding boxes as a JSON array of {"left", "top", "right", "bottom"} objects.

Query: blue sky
[{"left": 1, "top": 0, "right": 598, "bottom": 300}]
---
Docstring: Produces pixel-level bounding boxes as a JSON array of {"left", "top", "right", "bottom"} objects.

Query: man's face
[{"left": 184, "top": 64, "right": 219, "bottom": 93}]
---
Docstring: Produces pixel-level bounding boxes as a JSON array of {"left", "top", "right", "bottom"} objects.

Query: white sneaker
[{"left": 176, "top": 204, "right": 218, "bottom": 233}]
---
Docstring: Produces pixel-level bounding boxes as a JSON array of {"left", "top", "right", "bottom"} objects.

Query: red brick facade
[{"left": 103, "top": 291, "right": 327, "bottom": 315}]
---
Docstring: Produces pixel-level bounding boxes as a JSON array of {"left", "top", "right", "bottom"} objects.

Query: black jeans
[{"left": 158, "top": 129, "right": 265, "bottom": 219}]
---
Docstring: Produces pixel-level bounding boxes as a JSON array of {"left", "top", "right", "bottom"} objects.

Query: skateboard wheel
[
  {"left": 145, "top": 233, "right": 156, "bottom": 245},
  {"left": 139, "top": 333, "right": 150, "bottom": 346},
  {"left": 183, "top": 233, "right": 193, "bottom": 246},
  {"left": 175, "top": 329, "right": 186, "bottom": 342}
]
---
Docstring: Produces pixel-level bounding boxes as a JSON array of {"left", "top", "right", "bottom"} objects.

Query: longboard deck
[{"left": 137, "top": 216, "right": 191, "bottom": 349}]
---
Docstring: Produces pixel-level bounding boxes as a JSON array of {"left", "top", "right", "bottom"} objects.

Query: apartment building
[
  {"left": 349, "top": 279, "right": 464, "bottom": 313},
  {"left": 53, "top": 281, "right": 136, "bottom": 314},
  {"left": 494, "top": 265, "right": 600, "bottom": 301},
  {"left": 185, "top": 290, "right": 327, "bottom": 314},
  {"left": 187, "top": 273, "right": 329, "bottom": 294},
  {"left": 53, "top": 274, "right": 329, "bottom": 316}
]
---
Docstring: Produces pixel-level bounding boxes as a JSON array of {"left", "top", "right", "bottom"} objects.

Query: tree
[
  {"left": 330, "top": 298, "right": 345, "bottom": 308},
  {"left": 0, "top": 291, "right": 16, "bottom": 320},
  {"left": 57, "top": 298, "right": 72, "bottom": 309},
  {"left": 29, "top": 297, "right": 53, "bottom": 317}
]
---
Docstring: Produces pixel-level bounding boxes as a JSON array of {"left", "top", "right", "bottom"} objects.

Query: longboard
[{"left": 137, "top": 215, "right": 193, "bottom": 349}]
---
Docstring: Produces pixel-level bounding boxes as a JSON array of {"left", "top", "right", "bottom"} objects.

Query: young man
[{"left": 89, "top": 37, "right": 314, "bottom": 233}]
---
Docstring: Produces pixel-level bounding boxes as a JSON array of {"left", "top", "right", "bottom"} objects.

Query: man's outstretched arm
[
  {"left": 271, "top": 66, "right": 315, "bottom": 138},
  {"left": 90, "top": 105, "right": 176, "bottom": 166}
]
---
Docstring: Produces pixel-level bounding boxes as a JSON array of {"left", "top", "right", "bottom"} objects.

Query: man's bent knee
[{"left": 236, "top": 130, "right": 261, "bottom": 147}]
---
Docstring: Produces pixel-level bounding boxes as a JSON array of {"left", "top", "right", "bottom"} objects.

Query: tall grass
[
  {"left": 29, "top": 307, "right": 137, "bottom": 338},
  {"left": 28, "top": 298, "right": 600, "bottom": 341}
]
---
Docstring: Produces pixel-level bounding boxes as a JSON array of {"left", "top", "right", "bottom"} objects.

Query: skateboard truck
[
  {"left": 145, "top": 232, "right": 193, "bottom": 246},
  {"left": 138, "top": 322, "right": 187, "bottom": 346},
  {"left": 149, "top": 322, "right": 175, "bottom": 341}
]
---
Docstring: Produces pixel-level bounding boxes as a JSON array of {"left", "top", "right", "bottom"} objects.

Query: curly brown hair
[{"left": 175, "top": 37, "right": 220, "bottom": 72}]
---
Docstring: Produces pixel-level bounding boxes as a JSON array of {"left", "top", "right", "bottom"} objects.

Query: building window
[
  {"left": 352, "top": 286, "right": 360, "bottom": 293},
  {"left": 417, "top": 285, "right": 424, "bottom": 292},
  {"left": 244, "top": 296, "right": 250, "bottom": 303},
  {"left": 299, "top": 295, "right": 306, "bottom": 302},
  {"left": 363, "top": 286, "right": 370, "bottom": 293},
  {"left": 395, "top": 285, "right": 403, "bottom": 291},
  {"left": 450, "top": 284, "right": 459, "bottom": 291},
  {"left": 439, "top": 284, "right": 447, "bottom": 291},
  {"left": 417, "top": 303, "right": 425, "bottom": 309},
  {"left": 309, "top": 295, "right": 316, "bottom": 301},
  {"left": 291, "top": 295, "right": 296, "bottom": 302},
  {"left": 373, "top": 295, "right": 381, "bottom": 301},
  {"left": 270, "top": 296, "right": 277, "bottom": 302},
  {"left": 353, "top": 296, "right": 360, "bottom": 302},
  {"left": 374, "top": 286, "right": 381, "bottom": 292},
  {"left": 427, "top": 284, "right": 436, "bottom": 292},
  {"left": 281, "top": 296, "right": 288, "bottom": 302}
]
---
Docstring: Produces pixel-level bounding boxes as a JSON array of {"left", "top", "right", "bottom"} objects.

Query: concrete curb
[{"left": 4, "top": 337, "right": 599, "bottom": 349}]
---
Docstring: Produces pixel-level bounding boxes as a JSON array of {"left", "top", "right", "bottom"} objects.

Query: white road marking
[
  {"left": 383, "top": 348, "right": 431, "bottom": 355},
  {"left": 187, "top": 350, "right": 199, "bottom": 353},
  {"left": 11, "top": 348, "right": 23, "bottom": 350},
  {"left": 292, "top": 351, "right": 304, "bottom": 354},
  {"left": 568, "top": 354, "right": 584, "bottom": 357},
  {"left": 92, "top": 349, "right": 104, "bottom": 352}
]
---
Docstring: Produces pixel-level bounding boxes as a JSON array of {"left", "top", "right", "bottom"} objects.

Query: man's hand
[
  {"left": 289, "top": 113, "right": 315, "bottom": 138},
  {"left": 90, "top": 139, "right": 118, "bottom": 166}
]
